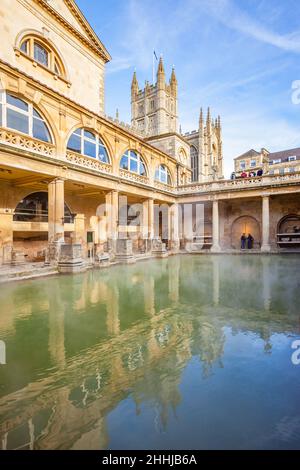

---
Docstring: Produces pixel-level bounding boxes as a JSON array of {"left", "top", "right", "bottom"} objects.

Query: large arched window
[
  {"left": 0, "top": 92, "right": 52, "bottom": 142},
  {"left": 67, "top": 128, "right": 110, "bottom": 163},
  {"left": 120, "top": 150, "right": 147, "bottom": 176},
  {"left": 155, "top": 164, "right": 172, "bottom": 185},
  {"left": 19, "top": 35, "right": 65, "bottom": 77},
  {"left": 191, "top": 145, "right": 198, "bottom": 182}
]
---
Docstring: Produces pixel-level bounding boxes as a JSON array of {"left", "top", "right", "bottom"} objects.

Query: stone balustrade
[
  {"left": 65, "top": 150, "right": 113, "bottom": 175},
  {"left": 153, "top": 180, "right": 175, "bottom": 193},
  {"left": 1, "top": 127, "right": 300, "bottom": 196},
  {"left": 119, "top": 168, "right": 149, "bottom": 185},
  {"left": 177, "top": 172, "right": 300, "bottom": 194},
  {"left": 0, "top": 127, "right": 55, "bottom": 157}
]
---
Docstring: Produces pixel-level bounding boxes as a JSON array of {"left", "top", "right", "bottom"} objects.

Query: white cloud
[{"left": 204, "top": 0, "right": 300, "bottom": 53}]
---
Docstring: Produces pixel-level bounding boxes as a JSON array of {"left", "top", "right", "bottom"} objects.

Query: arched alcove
[
  {"left": 278, "top": 214, "right": 300, "bottom": 234},
  {"left": 231, "top": 215, "right": 261, "bottom": 249},
  {"left": 277, "top": 214, "right": 300, "bottom": 248}
]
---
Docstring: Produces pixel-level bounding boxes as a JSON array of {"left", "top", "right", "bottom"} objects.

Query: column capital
[{"left": 49, "top": 177, "right": 65, "bottom": 184}]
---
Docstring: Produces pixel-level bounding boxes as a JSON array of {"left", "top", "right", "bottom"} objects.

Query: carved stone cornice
[{"left": 33, "top": 0, "right": 111, "bottom": 63}]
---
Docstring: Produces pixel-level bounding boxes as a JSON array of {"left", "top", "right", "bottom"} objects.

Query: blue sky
[{"left": 76, "top": 0, "right": 300, "bottom": 177}]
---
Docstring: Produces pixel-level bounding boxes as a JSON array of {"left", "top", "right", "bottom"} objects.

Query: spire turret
[
  {"left": 199, "top": 108, "right": 204, "bottom": 136},
  {"left": 157, "top": 56, "right": 165, "bottom": 89},
  {"left": 206, "top": 107, "right": 211, "bottom": 131},
  {"left": 157, "top": 56, "right": 165, "bottom": 75},
  {"left": 170, "top": 66, "right": 177, "bottom": 96},
  {"left": 131, "top": 70, "right": 139, "bottom": 96}
]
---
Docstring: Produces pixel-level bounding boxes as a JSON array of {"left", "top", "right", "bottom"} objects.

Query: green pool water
[{"left": 0, "top": 255, "right": 300, "bottom": 450}]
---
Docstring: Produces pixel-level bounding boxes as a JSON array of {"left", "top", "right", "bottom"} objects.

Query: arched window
[
  {"left": 67, "top": 128, "right": 110, "bottom": 163},
  {"left": 0, "top": 91, "right": 52, "bottom": 142},
  {"left": 18, "top": 35, "right": 65, "bottom": 77},
  {"left": 120, "top": 150, "right": 147, "bottom": 176},
  {"left": 190, "top": 145, "right": 198, "bottom": 182},
  {"left": 155, "top": 164, "right": 172, "bottom": 185}
]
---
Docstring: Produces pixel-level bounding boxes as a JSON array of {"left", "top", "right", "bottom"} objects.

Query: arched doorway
[
  {"left": 231, "top": 216, "right": 261, "bottom": 249},
  {"left": 277, "top": 214, "right": 300, "bottom": 248},
  {"left": 13, "top": 192, "right": 74, "bottom": 261}
]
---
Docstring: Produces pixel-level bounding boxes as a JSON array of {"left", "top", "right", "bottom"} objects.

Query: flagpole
[{"left": 152, "top": 50, "right": 155, "bottom": 85}]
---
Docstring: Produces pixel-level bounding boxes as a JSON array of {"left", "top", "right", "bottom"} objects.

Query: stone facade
[
  {"left": 234, "top": 147, "right": 300, "bottom": 178},
  {"left": 0, "top": 0, "right": 299, "bottom": 270},
  {"left": 184, "top": 109, "right": 223, "bottom": 182}
]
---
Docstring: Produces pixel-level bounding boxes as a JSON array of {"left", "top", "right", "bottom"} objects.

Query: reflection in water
[{"left": 0, "top": 255, "right": 300, "bottom": 450}]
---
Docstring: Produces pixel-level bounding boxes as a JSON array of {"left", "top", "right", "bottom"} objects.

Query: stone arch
[
  {"left": 277, "top": 214, "right": 300, "bottom": 234},
  {"left": 178, "top": 147, "right": 187, "bottom": 164},
  {"left": 13, "top": 191, "right": 73, "bottom": 222},
  {"left": 231, "top": 215, "right": 261, "bottom": 249}
]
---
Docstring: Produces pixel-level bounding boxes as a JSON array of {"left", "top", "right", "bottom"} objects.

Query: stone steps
[{"left": 0, "top": 264, "right": 58, "bottom": 283}]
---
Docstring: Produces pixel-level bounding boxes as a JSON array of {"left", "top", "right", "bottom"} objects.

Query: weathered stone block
[{"left": 58, "top": 243, "right": 85, "bottom": 273}]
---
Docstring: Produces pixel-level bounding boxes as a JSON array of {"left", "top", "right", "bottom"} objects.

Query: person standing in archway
[
  {"left": 247, "top": 233, "right": 254, "bottom": 249},
  {"left": 241, "top": 233, "right": 247, "bottom": 250}
]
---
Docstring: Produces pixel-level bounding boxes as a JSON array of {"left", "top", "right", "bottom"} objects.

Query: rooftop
[
  {"left": 268, "top": 147, "right": 300, "bottom": 162},
  {"left": 235, "top": 149, "right": 260, "bottom": 160}
]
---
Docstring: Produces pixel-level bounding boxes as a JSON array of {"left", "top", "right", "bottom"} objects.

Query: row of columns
[
  {"left": 211, "top": 195, "right": 271, "bottom": 252},
  {"left": 1, "top": 178, "right": 273, "bottom": 265},
  {"left": 47, "top": 180, "right": 180, "bottom": 256}
]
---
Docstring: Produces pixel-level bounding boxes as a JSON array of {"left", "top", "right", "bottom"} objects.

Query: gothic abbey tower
[
  {"left": 131, "top": 57, "right": 223, "bottom": 183},
  {"left": 131, "top": 57, "right": 178, "bottom": 136},
  {"left": 184, "top": 108, "right": 223, "bottom": 182}
]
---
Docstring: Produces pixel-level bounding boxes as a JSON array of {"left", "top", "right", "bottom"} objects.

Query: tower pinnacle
[{"left": 131, "top": 71, "right": 139, "bottom": 95}]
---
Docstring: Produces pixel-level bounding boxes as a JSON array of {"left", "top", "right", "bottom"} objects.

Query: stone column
[
  {"left": 47, "top": 179, "right": 65, "bottom": 263},
  {"left": 147, "top": 198, "right": 154, "bottom": 254},
  {"left": 74, "top": 214, "right": 85, "bottom": 244},
  {"left": 211, "top": 199, "right": 221, "bottom": 252},
  {"left": 105, "top": 190, "right": 118, "bottom": 252},
  {"left": 148, "top": 198, "right": 154, "bottom": 240},
  {"left": 142, "top": 199, "right": 148, "bottom": 240},
  {"left": 170, "top": 203, "right": 180, "bottom": 252},
  {"left": 105, "top": 191, "right": 112, "bottom": 241},
  {"left": 0, "top": 209, "right": 13, "bottom": 265},
  {"left": 48, "top": 179, "right": 65, "bottom": 244},
  {"left": 74, "top": 213, "right": 86, "bottom": 257},
  {"left": 261, "top": 195, "right": 271, "bottom": 252}
]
